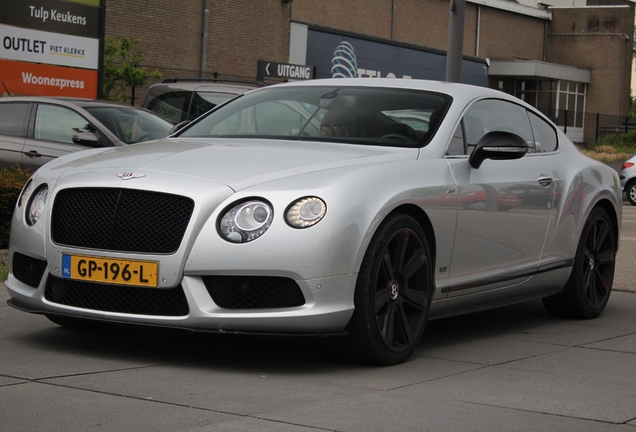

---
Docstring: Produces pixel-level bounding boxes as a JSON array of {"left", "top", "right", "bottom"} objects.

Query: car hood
[{"left": 41, "top": 138, "right": 419, "bottom": 191}]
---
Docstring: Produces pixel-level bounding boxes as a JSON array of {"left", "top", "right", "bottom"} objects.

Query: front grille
[
  {"left": 12, "top": 253, "right": 47, "bottom": 288},
  {"left": 51, "top": 188, "right": 195, "bottom": 253},
  {"left": 202, "top": 276, "right": 305, "bottom": 309},
  {"left": 45, "top": 276, "right": 189, "bottom": 316}
]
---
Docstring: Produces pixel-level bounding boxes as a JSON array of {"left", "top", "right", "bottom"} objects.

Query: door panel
[{"left": 443, "top": 98, "right": 555, "bottom": 297}]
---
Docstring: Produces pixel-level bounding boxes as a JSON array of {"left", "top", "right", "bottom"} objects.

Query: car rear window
[{"left": 0, "top": 102, "right": 30, "bottom": 138}]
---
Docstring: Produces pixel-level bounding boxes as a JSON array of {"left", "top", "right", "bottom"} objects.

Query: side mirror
[
  {"left": 169, "top": 121, "right": 190, "bottom": 135},
  {"left": 72, "top": 132, "right": 101, "bottom": 147},
  {"left": 469, "top": 131, "right": 529, "bottom": 169}
]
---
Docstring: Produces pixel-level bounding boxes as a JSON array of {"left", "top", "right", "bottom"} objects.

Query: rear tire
[
  {"left": 542, "top": 207, "right": 616, "bottom": 319},
  {"left": 345, "top": 214, "right": 433, "bottom": 365}
]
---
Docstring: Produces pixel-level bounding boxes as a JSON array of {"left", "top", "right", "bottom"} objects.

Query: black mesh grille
[
  {"left": 44, "top": 275, "right": 189, "bottom": 316},
  {"left": 51, "top": 188, "right": 195, "bottom": 253},
  {"left": 12, "top": 253, "right": 47, "bottom": 288},
  {"left": 202, "top": 276, "right": 305, "bottom": 309}
]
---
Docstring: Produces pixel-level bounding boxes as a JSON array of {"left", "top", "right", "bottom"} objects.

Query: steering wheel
[{"left": 135, "top": 133, "right": 153, "bottom": 142}]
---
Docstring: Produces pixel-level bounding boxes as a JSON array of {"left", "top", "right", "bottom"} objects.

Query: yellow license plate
[{"left": 62, "top": 254, "right": 158, "bottom": 287}]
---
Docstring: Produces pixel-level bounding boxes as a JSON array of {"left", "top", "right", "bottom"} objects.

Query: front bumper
[{"left": 5, "top": 268, "right": 357, "bottom": 335}]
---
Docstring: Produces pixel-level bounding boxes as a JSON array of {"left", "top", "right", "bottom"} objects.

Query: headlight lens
[
  {"left": 286, "top": 197, "right": 326, "bottom": 228},
  {"left": 218, "top": 199, "right": 273, "bottom": 243},
  {"left": 26, "top": 186, "right": 49, "bottom": 226}
]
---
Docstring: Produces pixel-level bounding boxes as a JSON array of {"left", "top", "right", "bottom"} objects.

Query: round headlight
[
  {"left": 286, "top": 197, "right": 326, "bottom": 228},
  {"left": 26, "top": 186, "right": 49, "bottom": 226},
  {"left": 218, "top": 199, "right": 273, "bottom": 243}
]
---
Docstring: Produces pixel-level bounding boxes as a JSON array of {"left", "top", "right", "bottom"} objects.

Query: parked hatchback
[
  {"left": 142, "top": 78, "right": 261, "bottom": 124},
  {"left": 0, "top": 97, "right": 173, "bottom": 170},
  {"left": 620, "top": 153, "right": 636, "bottom": 204}
]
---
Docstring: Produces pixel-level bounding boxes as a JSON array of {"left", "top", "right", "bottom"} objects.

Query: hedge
[{"left": 0, "top": 166, "right": 33, "bottom": 249}]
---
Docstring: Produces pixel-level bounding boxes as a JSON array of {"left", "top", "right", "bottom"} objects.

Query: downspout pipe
[
  {"left": 201, "top": 0, "right": 209, "bottom": 78},
  {"left": 392, "top": 0, "right": 396, "bottom": 39},
  {"left": 446, "top": 0, "right": 466, "bottom": 83}
]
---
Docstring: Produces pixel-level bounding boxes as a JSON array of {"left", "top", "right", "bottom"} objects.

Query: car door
[
  {"left": 22, "top": 103, "right": 101, "bottom": 170},
  {"left": 0, "top": 102, "right": 31, "bottom": 169},
  {"left": 444, "top": 99, "right": 555, "bottom": 297}
]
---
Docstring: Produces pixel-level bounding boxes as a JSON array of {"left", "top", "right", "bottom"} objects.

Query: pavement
[{"left": 0, "top": 199, "right": 635, "bottom": 431}]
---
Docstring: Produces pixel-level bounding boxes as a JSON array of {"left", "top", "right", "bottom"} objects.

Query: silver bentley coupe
[{"left": 6, "top": 78, "right": 621, "bottom": 365}]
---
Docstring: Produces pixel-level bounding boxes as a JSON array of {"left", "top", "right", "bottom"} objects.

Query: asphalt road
[
  {"left": 0, "top": 203, "right": 635, "bottom": 431},
  {"left": 616, "top": 200, "right": 636, "bottom": 293}
]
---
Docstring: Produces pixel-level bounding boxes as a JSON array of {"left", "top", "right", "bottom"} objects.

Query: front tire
[
  {"left": 345, "top": 214, "right": 433, "bottom": 365},
  {"left": 626, "top": 180, "right": 636, "bottom": 205},
  {"left": 543, "top": 207, "right": 616, "bottom": 319}
]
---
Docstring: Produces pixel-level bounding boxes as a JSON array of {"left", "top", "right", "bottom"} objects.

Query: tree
[{"left": 103, "top": 37, "right": 161, "bottom": 103}]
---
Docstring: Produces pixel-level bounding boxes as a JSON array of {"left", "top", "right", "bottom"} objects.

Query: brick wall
[
  {"left": 292, "top": 0, "right": 545, "bottom": 61},
  {"left": 476, "top": 7, "right": 545, "bottom": 61},
  {"left": 547, "top": 0, "right": 634, "bottom": 118},
  {"left": 291, "top": 0, "right": 393, "bottom": 39},
  {"left": 105, "top": 0, "right": 291, "bottom": 101}
]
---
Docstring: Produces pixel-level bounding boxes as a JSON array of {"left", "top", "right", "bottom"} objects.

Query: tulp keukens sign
[{"left": 0, "top": 0, "right": 100, "bottom": 39}]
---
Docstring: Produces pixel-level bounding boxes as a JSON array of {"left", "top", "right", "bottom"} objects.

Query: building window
[
  {"left": 494, "top": 78, "right": 586, "bottom": 131},
  {"left": 556, "top": 80, "right": 586, "bottom": 129}
]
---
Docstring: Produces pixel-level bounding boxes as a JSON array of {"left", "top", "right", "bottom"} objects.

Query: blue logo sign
[{"left": 331, "top": 41, "right": 357, "bottom": 78}]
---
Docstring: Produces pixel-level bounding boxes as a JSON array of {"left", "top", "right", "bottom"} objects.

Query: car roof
[
  {"left": 146, "top": 78, "right": 262, "bottom": 94},
  {"left": 0, "top": 96, "right": 138, "bottom": 109},
  {"left": 248, "top": 78, "right": 528, "bottom": 111}
]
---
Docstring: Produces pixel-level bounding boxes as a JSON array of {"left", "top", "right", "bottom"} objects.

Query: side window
[
  {"left": 146, "top": 91, "right": 191, "bottom": 123},
  {"left": 0, "top": 103, "right": 30, "bottom": 137},
  {"left": 34, "top": 105, "right": 94, "bottom": 144},
  {"left": 528, "top": 111, "right": 558, "bottom": 152},
  {"left": 447, "top": 122, "right": 465, "bottom": 155},
  {"left": 462, "top": 99, "right": 534, "bottom": 154}
]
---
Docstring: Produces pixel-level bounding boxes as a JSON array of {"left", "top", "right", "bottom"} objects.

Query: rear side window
[
  {"left": 0, "top": 103, "right": 30, "bottom": 137},
  {"left": 146, "top": 91, "right": 191, "bottom": 123}
]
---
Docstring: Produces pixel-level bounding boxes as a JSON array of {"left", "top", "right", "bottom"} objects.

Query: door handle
[
  {"left": 538, "top": 176, "right": 553, "bottom": 187},
  {"left": 24, "top": 150, "right": 42, "bottom": 159}
]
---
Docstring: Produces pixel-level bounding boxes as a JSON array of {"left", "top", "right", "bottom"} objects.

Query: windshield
[
  {"left": 179, "top": 86, "right": 452, "bottom": 148},
  {"left": 85, "top": 106, "right": 173, "bottom": 144}
]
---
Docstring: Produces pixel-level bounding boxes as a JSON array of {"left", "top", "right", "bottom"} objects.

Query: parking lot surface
[{"left": 1, "top": 202, "right": 635, "bottom": 431}]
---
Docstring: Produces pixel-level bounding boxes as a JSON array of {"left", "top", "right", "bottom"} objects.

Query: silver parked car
[
  {"left": 6, "top": 79, "right": 622, "bottom": 365},
  {"left": 0, "top": 97, "right": 173, "bottom": 170}
]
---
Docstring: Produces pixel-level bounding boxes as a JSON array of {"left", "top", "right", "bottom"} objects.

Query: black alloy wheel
[
  {"left": 543, "top": 207, "right": 616, "bottom": 319},
  {"left": 346, "top": 213, "right": 432, "bottom": 365}
]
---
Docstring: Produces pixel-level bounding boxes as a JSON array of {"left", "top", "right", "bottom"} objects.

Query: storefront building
[{"left": 101, "top": 0, "right": 633, "bottom": 145}]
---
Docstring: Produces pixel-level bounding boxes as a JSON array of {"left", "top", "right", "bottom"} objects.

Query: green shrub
[
  {"left": 602, "top": 134, "right": 620, "bottom": 147},
  {"left": 620, "top": 130, "right": 636, "bottom": 148},
  {"left": 0, "top": 166, "right": 33, "bottom": 249}
]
